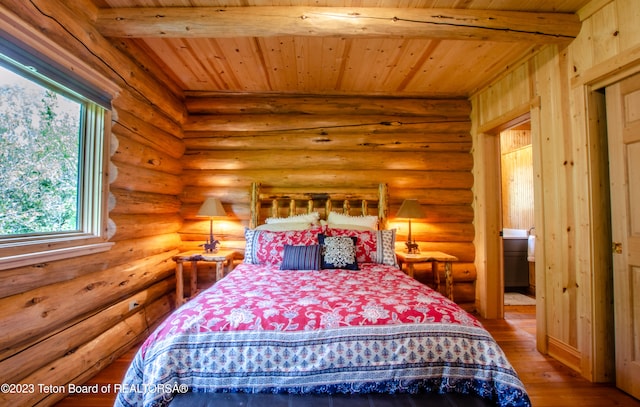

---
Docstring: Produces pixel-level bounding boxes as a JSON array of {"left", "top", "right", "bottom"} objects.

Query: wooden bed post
[
  {"left": 250, "top": 182, "right": 259, "bottom": 229},
  {"left": 343, "top": 200, "right": 350, "bottom": 214},
  {"left": 379, "top": 183, "right": 389, "bottom": 229}
]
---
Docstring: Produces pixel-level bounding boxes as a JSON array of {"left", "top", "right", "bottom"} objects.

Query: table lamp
[
  {"left": 396, "top": 199, "right": 425, "bottom": 254},
  {"left": 197, "top": 197, "right": 226, "bottom": 253}
]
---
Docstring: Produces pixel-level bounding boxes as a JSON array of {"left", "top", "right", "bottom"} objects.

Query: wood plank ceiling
[{"left": 92, "top": 0, "right": 590, "bottom": 99}]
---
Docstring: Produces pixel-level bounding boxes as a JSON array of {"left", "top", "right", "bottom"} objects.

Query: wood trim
[
  {"left": 548, "top": 335, "right": 582, "bottom": 373},
  {"left": 470, "top": 127, "right": 503, "bottom": 319},
  {"left": 476, "top": 99, "right": 538, "bottom": 134},
  {"left": 577, "top": 0, "right": 614, "bottom": 21},
  {"left": 529, "top": 103, "right": 548, "bottom": 355},
  {"left": 571, "top": 43, "right": 640, "bottom": 90},
  {"left": 0, "top": 242, "right": 114, "bottom": 271}
]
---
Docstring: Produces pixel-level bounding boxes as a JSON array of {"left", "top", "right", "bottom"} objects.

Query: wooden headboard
[{"left": 249, "top": 183, "right": 389, "bottom": 229}]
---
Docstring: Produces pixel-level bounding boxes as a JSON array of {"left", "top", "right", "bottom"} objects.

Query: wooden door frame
[
  {"left": 572, "top": 59, "right": 640, "bottom": 382},
  {"left": 474, "top": 101, "right": 548, "bottom": 352},
  {"left": 576, "top": 85, "right": 614, "bottom": 382}
]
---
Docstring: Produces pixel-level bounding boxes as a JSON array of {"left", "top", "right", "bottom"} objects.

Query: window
[
  {"left": 1, "top": 65, "right": 82, "bottom": 234},
  {"left": 0, "top": 50, "right": 112, "bottom": 270}
]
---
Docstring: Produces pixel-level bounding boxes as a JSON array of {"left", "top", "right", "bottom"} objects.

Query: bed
[{"left": 115, "top": 184, "right": 530, "bottom": 407}]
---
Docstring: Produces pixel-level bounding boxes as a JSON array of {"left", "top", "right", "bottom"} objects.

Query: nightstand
[
  {"left": 396, "top": 251, "right": 458, "bottom": 301},
  {"left": 172, "top": 249, "right": 239, "bottom": 307}
]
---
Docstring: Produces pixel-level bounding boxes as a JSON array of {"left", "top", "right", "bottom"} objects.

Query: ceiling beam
[{"left": 96, "top": 7, "right": 580, "bottom": 43}]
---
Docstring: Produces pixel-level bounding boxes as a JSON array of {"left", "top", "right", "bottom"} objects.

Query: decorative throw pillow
[
  {"left": 244, "top": 226, "right": 324, "bottom": 266},
  {"left": 280, "top": 244, "right": 321, "bottom": 270},
  {"left": 327, "top": 228, "right": 398, "bottom": 267},
  {"left": 318, "top": 234, "right": 359, "bottom": 270}
]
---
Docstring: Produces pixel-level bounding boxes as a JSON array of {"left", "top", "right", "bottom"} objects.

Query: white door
[{"left": 606, "top": 72, "right": 640, "bottom": 399}]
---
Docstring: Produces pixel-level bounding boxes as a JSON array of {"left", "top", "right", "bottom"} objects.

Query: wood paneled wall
[
  {"left": 471, "top": 0, "right": 640, "bottom": 384},
  {"left": 178, "top": 95, "right": 476, "bottom": 308},
  {"left": 500, "top": 129, "right": 534, "bottom": 230},
  {"left": 0, "top": 1, "right": 185, "bottom": 405}
]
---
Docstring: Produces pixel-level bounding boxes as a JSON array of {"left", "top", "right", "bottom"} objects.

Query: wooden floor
[{"left": 55, "top": 305, "right": 640, "bottom": 407}]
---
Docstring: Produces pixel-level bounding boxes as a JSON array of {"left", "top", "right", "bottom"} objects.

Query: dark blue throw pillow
[
  {"left": 280, "top": 244, "right": 322, "bottom": 270},
  {"left": 318, "top": 234, "right": 359, "bottom": 270}
]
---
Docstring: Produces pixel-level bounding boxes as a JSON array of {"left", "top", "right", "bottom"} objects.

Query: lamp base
[
  {"left": 202, "top": 218, "right": 221, "bottom": 253},
  {"left": 405, "top": 241, "right": 420, "bottom": 254},
  {"left": 202, "top": 244, "right": 219, "bottom": 253},
  {"left": 201, "top": 237, "right": 220, "bottom": 253}
]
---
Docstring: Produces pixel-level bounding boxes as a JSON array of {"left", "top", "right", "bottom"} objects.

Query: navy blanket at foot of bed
[{"left": 169, "top": 392, "right": 497, "bottom": 407}]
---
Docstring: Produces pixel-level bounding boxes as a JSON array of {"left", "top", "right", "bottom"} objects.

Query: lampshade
[
  {"left": 396, "top": 199, "right": 425, "bottom": 219},
  {"left": 197, "top": 197, "right": 226, "bottom": 218}
]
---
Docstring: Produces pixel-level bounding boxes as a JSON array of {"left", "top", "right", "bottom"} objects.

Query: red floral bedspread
[
  {"left": 116, "top": 263, "right": 530, "bottom": 407},
  {"left": 148, "top": 263, "right": 479, "bottom": 342}
]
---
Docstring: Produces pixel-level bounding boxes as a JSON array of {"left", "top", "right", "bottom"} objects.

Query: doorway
[{"left": 499, "top": 121, "right": 536, "bottom": 308}]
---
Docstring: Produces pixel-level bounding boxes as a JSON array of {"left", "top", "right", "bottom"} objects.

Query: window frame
[{"left": 0, "top": 40, "right": 114, "bottom": 271}]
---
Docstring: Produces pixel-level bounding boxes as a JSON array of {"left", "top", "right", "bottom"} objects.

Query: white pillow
[
  {"left": 265, "top": 212, "right": 320, "bottom": 224},
  {"left": 328, "top": 223, "right": 375, "bottom": 231},
  {"left": 327, "top": 212, "right": 378, "bottom": 229},
  {"left": 255, "top": 222, "right": 312, "bottom": 231},
  {"left": 321, "top": 219, "right": 375, "bottom": 231}
]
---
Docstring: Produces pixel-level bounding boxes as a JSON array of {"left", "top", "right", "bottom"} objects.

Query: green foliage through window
[{"left": 0, "top": 65, "right": 82, "bottom": 236}]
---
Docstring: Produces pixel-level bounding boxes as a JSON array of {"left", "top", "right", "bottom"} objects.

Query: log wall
[
  {"left": 0, "top": 1, "right": 185, "bottom": 405},
  {"left": 179, "top": 95, "right": 476, "bottom": 308},
  {"left": 470, "top": 0, "right": 640, "bottom": 383}
]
